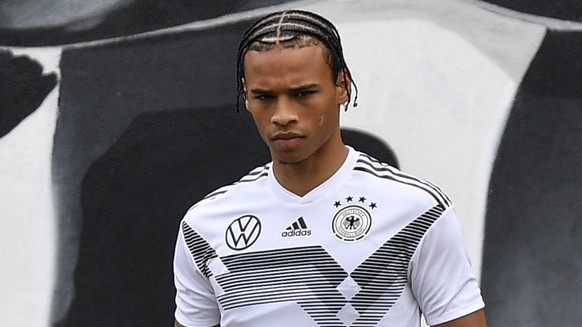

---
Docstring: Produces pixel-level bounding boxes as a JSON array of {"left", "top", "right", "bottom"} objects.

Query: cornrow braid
[{"left": 236, "top": 9, "right": 358, "bottom": 112}]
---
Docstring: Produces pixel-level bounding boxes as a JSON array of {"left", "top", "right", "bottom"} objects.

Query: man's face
[{"left": 242, "top": 45, "right": 349, "bottom": 165}]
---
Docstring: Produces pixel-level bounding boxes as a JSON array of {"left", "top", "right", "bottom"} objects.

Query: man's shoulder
[
  {"left": 352, "top": 150, "right": 452, "bottom": 209},
  {"left": 179, "top": 162, "right": 271, "bottom": 235},
  {"left": 187, "top": 162, "right": 271, "bottom": 212}
]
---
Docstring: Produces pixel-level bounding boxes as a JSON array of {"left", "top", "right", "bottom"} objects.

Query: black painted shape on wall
[
  {"left": 482, "top": 31, "right": 582, "bottom": 327},
  {"left": 68, "top": 107, "right": 268, "bottom": 326},
  {"left": 0, "top": 49, "right": 57, "bottom": 137},
  {"left": 0, "top": 0, "right": 295, "bottom": 46},
  {"left": 480, "top": 0, "right": 582, "bottom": 22},
  {"left": 342, "top": 128, "right": 399, "bottom": 169}
]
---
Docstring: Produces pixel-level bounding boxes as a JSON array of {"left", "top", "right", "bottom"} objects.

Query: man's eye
[
  {"left": 296, "top": 90, "right": 315, "bottom": 98},
  {"left": 254, "top": 94, "right": 273, "bottom": 101}
]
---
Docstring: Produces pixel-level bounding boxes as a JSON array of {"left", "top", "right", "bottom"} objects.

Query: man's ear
[
  {"left": 335, "top": 71, "right": 351, "bottom": 104},
  {"left": 241, "top": 78, "right": 250, "bottom": 110},
  {"left": 241, "top": 77, "right": 247, "bottom": 95}
]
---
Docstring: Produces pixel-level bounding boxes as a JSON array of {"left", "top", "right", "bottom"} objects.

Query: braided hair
[{"left": 236, "top": 10, "right": 358, "bottom": 111}]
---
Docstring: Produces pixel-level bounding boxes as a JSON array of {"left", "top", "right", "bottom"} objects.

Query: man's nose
[{"left": 271, "top": 98, "right": 298, "bottom": 125}]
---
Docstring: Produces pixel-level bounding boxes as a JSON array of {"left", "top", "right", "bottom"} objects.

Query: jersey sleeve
[
  {"left": 409, "top": 206, "right": 485, "bottom": 326},
  {"left": 173, "top": 221, "right": 221, "bottom": 327}
]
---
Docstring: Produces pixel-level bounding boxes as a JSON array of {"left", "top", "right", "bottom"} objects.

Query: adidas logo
[{"left": 281, "top": 217, "right": 312, "bottom": 237}]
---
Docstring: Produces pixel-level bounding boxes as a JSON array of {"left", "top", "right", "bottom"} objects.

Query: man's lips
[
  {"left": 272, "top": 132, "right": 302, "bottom": 140},
  {"left": 271, "top": 132, "right": 303, "bottom": 148}
]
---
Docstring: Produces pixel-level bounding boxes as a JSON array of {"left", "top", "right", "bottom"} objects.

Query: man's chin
[
  {"left": 271, "top": 149, "right": 302, "bottom": 165},
  {"left": 275, "top": 153, "right": 306, "bottom": 165}
]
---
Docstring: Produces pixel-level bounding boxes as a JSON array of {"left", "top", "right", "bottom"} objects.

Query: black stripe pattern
[
  {"left": 354, "top": 152, "right": 452, "bottom": 208},
  {"left": 216, "top": 246, "right": 349, "bottom": 325},
  {"left": 349, "top": 205, "right": 444, "bottom": 326},
  {"left": 182, "top": 221, "right": 217, "bottom": 278}
]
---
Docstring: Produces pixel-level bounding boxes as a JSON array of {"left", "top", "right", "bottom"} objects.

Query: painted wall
[{"left": 1, "top": 0, "right": 581, "bottom": 326}]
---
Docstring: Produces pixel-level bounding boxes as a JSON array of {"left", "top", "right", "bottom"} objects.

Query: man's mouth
[{"left": 272, "top": 132, "right": 302, "bottom": 148}]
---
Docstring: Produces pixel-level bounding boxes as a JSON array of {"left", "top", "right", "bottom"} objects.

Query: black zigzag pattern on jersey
[
  {"left": 211, "top": 206, "right": 444, "bottom": 326},
  {"left": 349, "top": 205, "right": 444, "bottom": 326},
  {"left": 182, "top": 221, "right": 218, "bottom": 278},
  {"left": 354, "top": 153, "right": 452, "bottom": 208},
  {"left": 215, "top": 245, "right": 349, "bottom": 325},
  {"left": 194, "top": 164, "right": 270, "bottom": 207}
]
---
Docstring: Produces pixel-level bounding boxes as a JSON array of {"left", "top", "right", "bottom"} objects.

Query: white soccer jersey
[{"left": 174, "top": 147, "right": 484, "bottom": 327}]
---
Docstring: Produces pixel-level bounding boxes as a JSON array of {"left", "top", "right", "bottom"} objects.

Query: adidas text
[{"left": 281, "top": 230, "right": 312, "bottom": 237}]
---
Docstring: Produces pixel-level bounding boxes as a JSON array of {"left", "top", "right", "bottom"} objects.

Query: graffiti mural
[{"left": 1, "top": 0, "right": 581, "bottom": 326}]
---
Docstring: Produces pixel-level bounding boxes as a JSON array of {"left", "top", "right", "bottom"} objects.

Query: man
[{"left": 174, "top": 9, "right": 486, "bottom": 327}]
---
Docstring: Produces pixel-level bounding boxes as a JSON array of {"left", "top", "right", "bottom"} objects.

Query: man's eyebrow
[
  {"left": 290, "top": 84, "right": 319, "bottom": 92},
  {"left": 250, "top": 84, "right": 319, "bottom": 94},
  {"left": 250, "top": 88, "right": 271, "bottom": 94}
]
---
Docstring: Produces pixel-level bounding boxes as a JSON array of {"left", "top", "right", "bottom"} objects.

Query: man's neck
[{"left": 273, "top": 144, "right": 348, "bottom": 197}]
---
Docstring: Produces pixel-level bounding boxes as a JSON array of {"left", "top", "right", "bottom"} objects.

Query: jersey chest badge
[{"left": 331, "top": 195, "right": 376, "bottom": 242}]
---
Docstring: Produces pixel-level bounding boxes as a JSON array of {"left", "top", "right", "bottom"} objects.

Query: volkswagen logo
[{"left": 225, "top": 215, "right": 262, "bottom": 250}]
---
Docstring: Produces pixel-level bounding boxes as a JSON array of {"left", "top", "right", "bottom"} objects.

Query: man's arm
[{"left": 434, "top": 309, "right": 487, "bottom": 327}]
